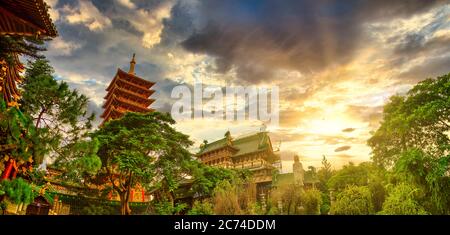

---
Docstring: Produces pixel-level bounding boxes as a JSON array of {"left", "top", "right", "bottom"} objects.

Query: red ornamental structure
[{"left": 100, "top": 54, "right": 155, "bottom": 125}]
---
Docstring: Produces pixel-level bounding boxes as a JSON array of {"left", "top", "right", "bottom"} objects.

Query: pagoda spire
[{"left": 128, "top": 53, "right": 136, "bottom": 75}]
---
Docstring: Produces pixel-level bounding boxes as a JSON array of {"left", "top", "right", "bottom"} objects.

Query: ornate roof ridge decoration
[
  {"left": 197, "top": 131, "right": 272, "bottom": 156},
  {"left": 0, "top": 0, "right": 58, "bottom": 38}
]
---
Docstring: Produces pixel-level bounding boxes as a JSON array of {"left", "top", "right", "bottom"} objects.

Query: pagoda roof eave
[
  {"left": 100, "top": 106, "right": 125, "bottom": 119},
  {"left": 0, "top": 0, "right": 58, "bottom": 37},
  {"left": 117, "top": 68, "right": 155, "bottom": 87},
  {"left": 197, "top": 145, "right": 239, "bottom": 157},
  {"left": 102, "top": 94, "right": 155, "bottom": 109},
  {"left": 104, "top": 85, "right": 155, "bottom": 102},
  {"left": 106, "top": 76, "right": 155, "bottom": 94}
]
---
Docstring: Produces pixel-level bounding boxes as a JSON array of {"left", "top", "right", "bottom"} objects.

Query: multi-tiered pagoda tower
[{"left": 100, "top": 54, "right": 155, "bottom": 125}]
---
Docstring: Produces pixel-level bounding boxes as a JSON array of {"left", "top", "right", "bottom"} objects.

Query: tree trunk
[
  {"left": 119, "top": 191, "right": 131, "bottom": 215},
  {"left": 119, "top": 172, "right": 133, "bottom": 215}
]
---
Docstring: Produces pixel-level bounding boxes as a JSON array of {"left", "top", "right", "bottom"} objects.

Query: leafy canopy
[
  {"left": 20, "top": 59, "right": 95, "bottom": 163},
  {"left": 368, "top": 73, "right": 450, "bottom": 167}
]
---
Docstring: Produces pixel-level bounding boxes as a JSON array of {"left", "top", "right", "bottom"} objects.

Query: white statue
[{"left": 293, "top": 155, "right": 304, "bottom": 187}]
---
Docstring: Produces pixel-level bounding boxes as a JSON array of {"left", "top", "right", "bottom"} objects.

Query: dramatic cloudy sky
[{"left": 42, "top": 0, "right": 449, "bottom": 172}]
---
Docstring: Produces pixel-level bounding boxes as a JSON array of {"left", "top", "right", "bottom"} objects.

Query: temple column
[{"left": 2, "top": 159, "right": 14, "bottom": 180}]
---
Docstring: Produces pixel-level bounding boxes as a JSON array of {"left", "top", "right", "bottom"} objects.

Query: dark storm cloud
[
  {"left": 159, "top": 1, "right": 196, "bottom": 47},
  {"left": 151, "top": 78, "right": 190, "bottom": 113},
  {"left": 398, "top": 56, "right": 450, "bottom": 83},
  {"left": 180, "top": 0, "right": 444, "bottom": 84},
  {"left": 132, "top": 0, "right": 169, "bottom": 9},
  {"left": 335, "top": 145, "right": 351, "bottom": 152},
  {"left": 111, "top": 18, "right": 143, "bottom": 36},
  {"left": 391, "top": 22, "right": 450, "bottom": 84},
  {"left": 383, "top": 5, "right": 450, "bottom": 83},
  {"left": 394, "top": 34, "right": 450, "bottom": 61},
  {"left": 342, "top": 128, "right": 356, "bottom": 133},
  {"left": 44, "top": 0, "right": 181, "bottom": 122}
]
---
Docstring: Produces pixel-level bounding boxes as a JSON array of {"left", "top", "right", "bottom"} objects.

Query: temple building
[
  {"left": 100, "top": 54, "right": 155, "bottom": 125},
  {"left": 196, "top": 131, "right": 281, "bottom": 196},
  {"left": 0, "top": 0, "right": 57, "bottom": 107}
]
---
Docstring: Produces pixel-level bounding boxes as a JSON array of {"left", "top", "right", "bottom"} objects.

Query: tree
[
  {"left": 327, "top": 162, "right": 370, "bottom": 191},
  {"left": 391, "top": 148, "right": 450, "bottom": 214},
  {"left": 305, "top": 166, "right": 318, "bottom": 188},
  {"left": 212, "top": 180, "right": 242, "bottom": 215},
  {"left": 368, "top": 74, "right": 450, "bottom": 214},
  {"left": 331, "top": 185, "right": 374, "bottom": 215},
  {"left": 53, "top": 138, "right": 102, "bottom": 185},
  {"left": 380, "top": 183, "right": 428, "bottom": 215},
  {"left": 301, "top": 189, "right": 322, "bottom": 215},
  {"left": 318, "top": 155, "right": 333, "bottom": 186},
  {"left": 0, "top": 97, "right": 38, "bottom": 177},
  {"left": 368, "top": 73, "right": 450, "bottom": 168},
  {"left": 91, "top": 112, "right": 194, "bottom": 215},
  {"left": 210, "top": 175, "right": 256, "bottom": 215},
  {"left": 316, "top": 156, "right": 334, "bottom": 214},
  {"left": 20, "top": 59, "right": 95, "bottom": 164},
  {"left": 0, "top": 35, "right": 47, "bottom": 106},
  {"left": 188, "top": 161, "right": 248, "bottom": 198},
  {"left": 269, "top": 183, "right": 303, "bottom": 215}
]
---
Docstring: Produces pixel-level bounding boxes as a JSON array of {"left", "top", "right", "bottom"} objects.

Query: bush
[
  {"left": 1, "top": 178, "right": 33, "bottom": 204},
  {"left": 331, "top": 185, "right": 374, "bottom": 215},
  {"left": 81, "top": 204, "right": 116, "bottom": 215},
  {"left": 188, "top": 200, "right": 214, "bottom": 215},
  {"left": 379, "top": 183, "right": 428, "bottom": 215},
  {"left": 153, "top": 198, "right": 187, "bottom": 215},
  {"left": 0, "top": 201, "right": 7, "bottom": 215},
  {"left": 320, "top": 192, "right": 330, "bottom": 215}
]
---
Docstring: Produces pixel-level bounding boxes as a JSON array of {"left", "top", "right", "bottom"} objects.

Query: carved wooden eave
[{"left": 0, "top": 0, "right": 58, "bottom": 38}]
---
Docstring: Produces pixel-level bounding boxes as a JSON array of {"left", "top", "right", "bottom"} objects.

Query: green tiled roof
[
  {"left": 197, "top": 138, "right": 229, "bottom": 155},
  {"left": 197, "top": 132, "right": 272, "bottom": 157}
]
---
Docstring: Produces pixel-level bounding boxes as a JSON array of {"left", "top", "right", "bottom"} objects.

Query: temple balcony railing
[
  {"left": 236, "top": 161, "right": 274, "bottom": 170},
  {"left": 271, "top": 160, "right": 282, "bottom": 171}
]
